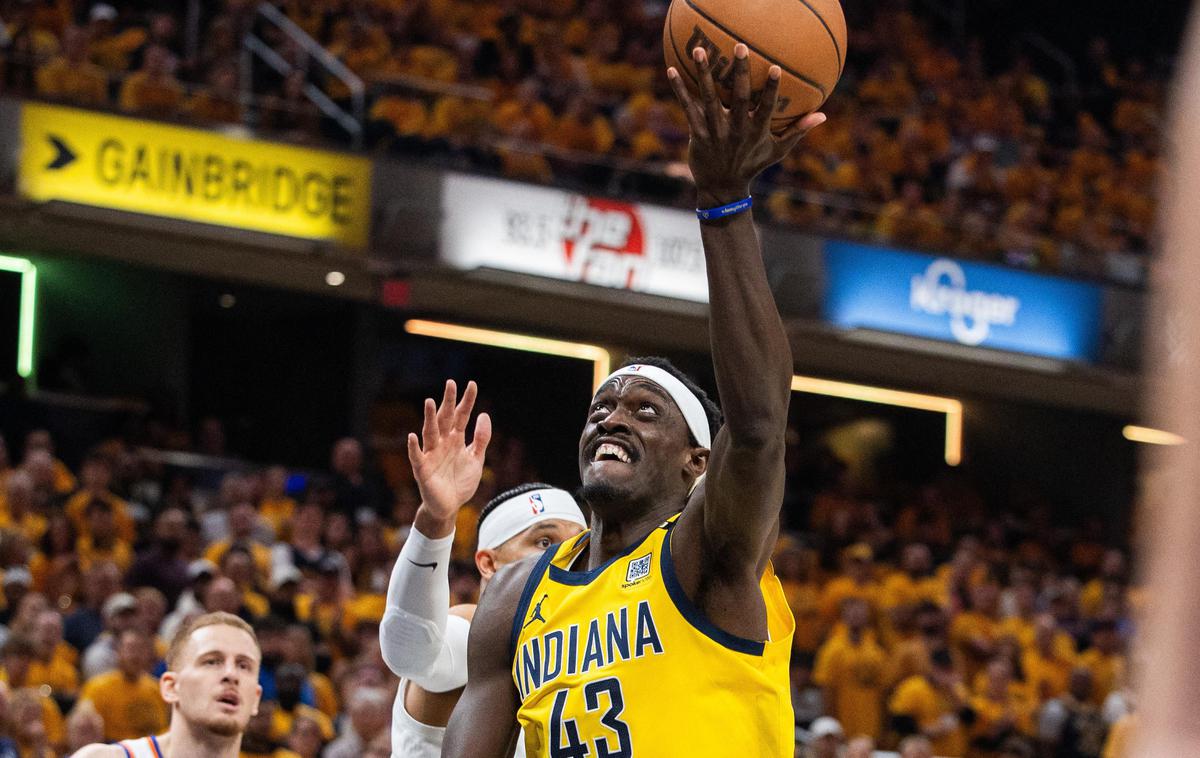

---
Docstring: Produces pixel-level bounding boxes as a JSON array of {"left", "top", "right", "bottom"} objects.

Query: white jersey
[
  {"left": 117, "top": 736, "right": 164, "bottom": 758},
  {"left": 391, "top": 678, "right": 527, "bottom": 758}
]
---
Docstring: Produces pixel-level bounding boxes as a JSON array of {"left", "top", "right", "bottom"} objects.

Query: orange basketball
[{"left": 663, "top": 0, "right": 847, "bottom": 132}]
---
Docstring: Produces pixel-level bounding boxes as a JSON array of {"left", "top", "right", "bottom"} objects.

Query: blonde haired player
[
  {"left": 380, "top": 379, "right": 586, "bottom": 757},
  {"left": 72, "top": 611, "right": 263, "bottom": 758},
  {"left": 444, "top": 44, "right": 826, "bottom": 757}
]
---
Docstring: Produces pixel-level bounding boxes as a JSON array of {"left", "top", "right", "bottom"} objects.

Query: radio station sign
[
  {"left": 440, "top": 173, "right": 709, "bottom": 303},
  {"left": 19, "top": 103, "right": 372, "bottom": 247},
  {"left": 823, "top": 241, "right": 1104, "bottom": 361}
]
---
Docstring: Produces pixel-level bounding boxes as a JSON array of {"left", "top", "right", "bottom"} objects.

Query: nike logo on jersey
[{"left": 407, "top": 559, "right": 438, "bottom": 570}]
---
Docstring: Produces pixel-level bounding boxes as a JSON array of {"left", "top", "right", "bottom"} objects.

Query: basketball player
[
  {"left": 1134, "top": 7, "right": 1200, "bottom": 756},
  {"left": 72, "top": 611, "right": 262, "bottom": 758},
  {"left": 443, "top": 44, "right": 826, "bottom": 756},
  {"left": 380, "top": 379, "right": 586, "bottom": 757}
]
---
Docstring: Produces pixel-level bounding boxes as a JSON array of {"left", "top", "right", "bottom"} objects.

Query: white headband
[
  {"left": 598, "top": 365, "right": 712, "bottom": 448},
  {"left": 477, "top": 487, "right": 587, "bottom": 551}
]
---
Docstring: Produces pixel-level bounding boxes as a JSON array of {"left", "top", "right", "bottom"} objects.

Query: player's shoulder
[
  {"left": 70, "top": 744, "right": 129, "bottom": 758},
  {"left": 471, "top": 549, "right": 555, "bottom": 652}
]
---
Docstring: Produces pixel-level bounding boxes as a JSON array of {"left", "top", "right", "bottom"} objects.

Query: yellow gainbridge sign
[{"left": 19, "top": 103, "right": 372, "bottom": 248}]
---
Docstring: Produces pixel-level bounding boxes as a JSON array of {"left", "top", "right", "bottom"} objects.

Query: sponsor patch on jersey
[{"left": 625, "top": 553, "right": 652, "bottom": 585}]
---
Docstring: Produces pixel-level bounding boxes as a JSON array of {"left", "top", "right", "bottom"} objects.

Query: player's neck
[
  {"left": 162, "top": 718, "right": 243, "bottom": 758},
  {"left": 585, "top": 505, "right": 677, "bottom": 569}
]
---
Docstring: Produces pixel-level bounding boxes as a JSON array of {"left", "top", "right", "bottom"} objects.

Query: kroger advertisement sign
[{"left": 823, "top": 241, "right": 1103, "bottom": 361}]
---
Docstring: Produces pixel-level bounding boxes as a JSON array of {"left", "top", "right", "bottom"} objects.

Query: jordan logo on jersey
[
  {"left": 515, "top": 599, "right": 664, "bottom": 700},
  {"left": 524, "top": 594, "right": 550, "bottom": 629}
]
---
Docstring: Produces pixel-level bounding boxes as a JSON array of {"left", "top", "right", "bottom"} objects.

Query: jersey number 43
[{"left": 548, "top": 677, "right": 632, "bottom": 758}]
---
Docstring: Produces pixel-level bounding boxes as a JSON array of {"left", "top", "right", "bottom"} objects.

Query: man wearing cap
[
  {"left": 801, "top": 716, "right": 845, "bottom": 758},
  {"left": 446, "top": 47, "right": 822, "bottom": 757},
  {"left": 380, "top": 380, "right": 586, "bottom": 758},
  {"left": 81, "top": 591, "right": 142, "bottom": 680},
  {"left": 160, "top": 559, "right": 218, "bottom": 641}
]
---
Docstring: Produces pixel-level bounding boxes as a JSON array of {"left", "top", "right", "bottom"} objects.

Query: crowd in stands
[
  {"left": 0, "top": 412, "right": 1137, "bottom": 757},
  {"left": 0, "top": 0, "right": 1164, "bottom": 282}
]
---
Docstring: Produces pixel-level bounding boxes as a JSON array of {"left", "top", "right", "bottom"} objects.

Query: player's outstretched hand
[
  {"left": 667, "top": 43, "right": 826, "bottom": 207},
  {"left": 408, "top": 379, "right": 492, "bottom": 521}
]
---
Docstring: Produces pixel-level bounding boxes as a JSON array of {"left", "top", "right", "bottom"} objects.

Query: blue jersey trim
[
  {"left": 119, "top": 744, "right": 133, "bottom": 758},
  {"left": 510, "top": 544, "right": 558, "bottom": 657},
  {"left": 660, "top": 522, "right": 766, "bottom": 656},
  {"left": 150, "top": 735, "right": 164, "bottom": 758},
  {"left": 546, "top": 526, "right": 658, "bottom": 586}
]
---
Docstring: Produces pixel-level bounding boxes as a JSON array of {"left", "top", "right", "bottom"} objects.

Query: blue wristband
[{"left": 697, "top": 196, "right": 753, "bottom": 221}]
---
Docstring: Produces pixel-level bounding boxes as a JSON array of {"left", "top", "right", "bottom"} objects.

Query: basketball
[{"left": 663, "top": 0, "right": 847, "bottom": 131}]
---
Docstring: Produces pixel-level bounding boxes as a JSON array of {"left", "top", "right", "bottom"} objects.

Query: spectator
[
  {"left": 971, "top": 656, "right": 1034, "bottom": 751},
  {"left": 127, "top": 507, "right": 191, "bottom": 606},
  {"left": 65, "top": 699, "right": 105, "bottom": 754},
  {"left": 27, "top": 609, "right": 78, "bottom": 700},
  {"left": 35, "top": 25, "right": 108, "bottom": 106},
  {"left": 0, "top": 471, "right": 47, "bottom": 545},
  {"left": 1077, "top": 619, "right": 1126, "bottom": 706},
  {"left": 330, "top": 438, "right": 389, "bottom": 519},
  {"left": 159, "top": 559, "right": 217, "bottom": 641},
  {"left": 286, "top": 714, "right": 325, "bottom": 758},
  {"left": 205, "top": 499, "right": 272, "bottom": 586},
  {"left": 23, "top": 431, "right": 75, "bottom": 495},
  {"left": 80, "top": 591, "right": 140, "bottom": 680},
  {"left": 118, "top": 43, "right": 184, "bottom": 118},
  {"left": 813, "top": 597, "right": 888, "bottom": 741},
  {"left": 76, "top": 497, "right": 133, "bottom": 573},
  {"left": 845, "top": 736, "right": 875, "bottom": 758},
  {"left": 277, "top": 499, "right": 330, "bottom": 575},
  {"left": 0, "top": 681, "right": 17, "bottom": 758},
  {"left": 270, "top": 663, "right": 334, "bottom": 743},
  {"left": 800, "top": 715, "right": 843, "bottom": 758},
  {"left": 323, "top": 686, "right": 390, "bottom": 758},
  {"left": 184, "top": 61, "right": 241, "bottom": 125},
  {"left": 9, "top": 685, "right": 57, "bottom": 757},
  {"left": 65, "top": 451, "right": 134, "bottom": 543},
  {"left": 819, "top": 543, "right": 881, "bottom": 628},
  {"left": 898, "top": 735, "right": 934, "bottom": 758},
  {"left": 1038, "top": 666, "right": 1107, "bottom": 758},
  {"left": 1024, "top": 613, "right": 1077, "bottom": 703},
  {"left": 0, "top": 567, "right": 31, "bottom": 628},
  {"left": 63, "top": 561, "right": 121, "bottom": 651},
  {"left": 889, "top": 648, "right": 973, "bottom": 757},
  {"left": 259, "top": 466, "right": 297, "bottom": 539},
  {"left": 78, "top": 628, "right": 167, "bottom": 741}
]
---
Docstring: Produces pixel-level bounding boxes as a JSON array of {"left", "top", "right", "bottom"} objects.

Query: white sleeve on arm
[{"left": 379, "top": 527, "right": 470, "bottom": 693}]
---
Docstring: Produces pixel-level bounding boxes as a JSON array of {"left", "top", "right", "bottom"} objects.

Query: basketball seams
[
  {"left": 793, "top": 0, "right": 843, "bottom": 74},
  {"left": 679, "top": 0, "right": 828, "bottom": 99},
  {"left": 666, "top": 0, "right": 705, "bottom": 93}
]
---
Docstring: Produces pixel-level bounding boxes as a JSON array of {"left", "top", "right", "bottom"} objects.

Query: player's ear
[
  {"left": 476, "top": 549, "right": 499, "bottom": 580},
  {"left": 252, "top": 684, "right": 262, "bottom": 716},
  {"left": 160, "top": 670, "right": 179, "bottom": 705},
  {"left": 685, "top": 447, "right": 709, "bottom": 479}
]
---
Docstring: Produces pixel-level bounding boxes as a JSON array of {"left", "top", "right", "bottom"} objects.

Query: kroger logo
[{"left": 909, "top": 259, "right": 1021, "bottom": 346}]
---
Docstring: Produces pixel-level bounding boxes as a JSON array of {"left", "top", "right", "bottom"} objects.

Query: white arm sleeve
[{"left": 379, "top": 527, "right": 470, "bottom": 693}]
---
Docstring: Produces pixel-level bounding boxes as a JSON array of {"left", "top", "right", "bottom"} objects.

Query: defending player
[
  {"left": 443, "top": 44, "right": 826, "bottom": 757},
  {"left": 380, "top": 380, "right": 586, "bottom": 757},
  {"left": 72, "top": 611, "right": 263, "bottom": 758}
]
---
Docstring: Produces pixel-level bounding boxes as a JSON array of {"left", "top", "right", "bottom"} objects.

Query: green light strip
[{"left": 0, "top": 254, "right": 36, "bottom": 379}]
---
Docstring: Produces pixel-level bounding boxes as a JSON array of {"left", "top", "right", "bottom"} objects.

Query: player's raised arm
[
  {"left": 380, "top": 379, "right": 491, "bottom": 686},
  {"left": 441, "top": 560, "right": 529, "bottom": 758},
  {"left": 667, "top": 44, "right": 825, "bottom": 569}
]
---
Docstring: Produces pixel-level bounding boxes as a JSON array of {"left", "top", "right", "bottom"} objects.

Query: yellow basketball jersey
[{"left": 511, "top": 516, "right": 795, "bottom": 757}]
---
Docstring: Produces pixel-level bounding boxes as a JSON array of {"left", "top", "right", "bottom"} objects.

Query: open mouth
[
  {"left": 217, "top": 692, "right": 240, "bottom": 708},
  {"left": 591, "top": 439, "right": 635, "bottom": 464}
]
